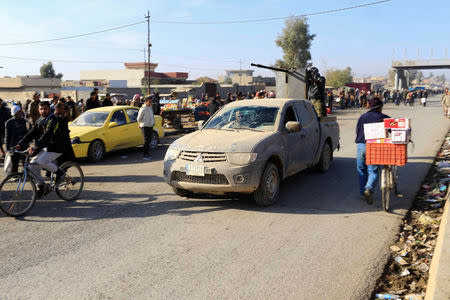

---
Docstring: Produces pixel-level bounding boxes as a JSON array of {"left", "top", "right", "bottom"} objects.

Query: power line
[
  {"left": 0, "top": 1, "right": 389, "bottom": 46},
  {"left": 0, "top": 55, "right": 128, "bottom": 63},
  {"left": 151, "top": 0, "right": 390, "bottom": 24},
  {"left": 0, "top": 21, "right": 145, "bottom": 46}
]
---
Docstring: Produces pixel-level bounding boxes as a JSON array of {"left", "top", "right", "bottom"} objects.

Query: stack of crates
[
  {"left": 366, "top": 143, "right": 407, "bottom": 166},
  {"left": 364, "top": 118, "right": 410, "bottom": 166}
]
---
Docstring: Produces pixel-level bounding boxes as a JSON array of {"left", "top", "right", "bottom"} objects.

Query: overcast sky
[{"left": 0, "top": 0, "right": 448, "bottom": 80}]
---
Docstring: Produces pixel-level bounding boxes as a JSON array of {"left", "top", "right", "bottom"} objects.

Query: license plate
[{"left": 186, "top": 164, "right": 205, "bottom": 176}]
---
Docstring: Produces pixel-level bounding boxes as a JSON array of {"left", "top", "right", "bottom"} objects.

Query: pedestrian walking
[
  {"left": 137, "top": 96, "right": 155, "bottom": 160},
  {"left": 28, "top": 93, "right": 41, "bottom": 125},
  {"left": 441, "top": 89, "right": 450, "bottom": 118},
  {"left": 4, "top": 106, "right": 28, "bottom": 173},
  {"left": 355, "top": 97, "right": 390, "bottom": 204}
]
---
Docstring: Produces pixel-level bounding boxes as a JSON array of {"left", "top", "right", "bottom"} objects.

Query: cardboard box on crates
[
  {"left": 364, "top": 122, "right": 386, "bottom": 140},
  {"left": 384, "top": 118, "right": 410, "bottom": 129},
  {"left": 391, "top": 129, "right": 411, "bottom": 144}
]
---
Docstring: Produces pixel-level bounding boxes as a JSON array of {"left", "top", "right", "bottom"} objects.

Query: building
[
  {"left": 0, "top": 75, "right": 61, "bottom": 102},
  {"left": 219, "top": 70, "right": 255, "bottom": 85},
  {"left": 80, "top": 62, "right": 189, "bottom": 87}
]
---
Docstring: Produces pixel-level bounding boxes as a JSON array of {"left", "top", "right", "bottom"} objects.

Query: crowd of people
[{"left": 329, "top": 88, "right": 436, "bottom": 110}]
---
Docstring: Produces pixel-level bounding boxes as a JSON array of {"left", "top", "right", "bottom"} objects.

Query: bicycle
[
  {"left": 380, "top": 165, "right": 399, "bottom": 212},
  {"left": 0, "top": 150, "right": 85, "bottom": 217}
]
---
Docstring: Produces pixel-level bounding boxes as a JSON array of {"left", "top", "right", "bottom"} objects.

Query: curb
[{"left": 425, "top": 191, "right": 450, "bottom": 300}]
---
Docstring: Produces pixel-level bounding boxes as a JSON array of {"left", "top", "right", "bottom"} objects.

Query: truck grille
[
  {"left": 179, "top": 151, "right": 227, "bottom": 162},
  {"left": 172, "top": 171, "right": 229, "bottom": 185}
]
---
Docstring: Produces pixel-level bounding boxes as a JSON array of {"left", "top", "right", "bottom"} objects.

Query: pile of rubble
[{"left": 373, "top": 133, "right": 450, "bottom": 300}]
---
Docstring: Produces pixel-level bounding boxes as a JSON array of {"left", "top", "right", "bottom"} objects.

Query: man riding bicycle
[{"left": 16, "top": 101, "right": 72, "bottom": 198}]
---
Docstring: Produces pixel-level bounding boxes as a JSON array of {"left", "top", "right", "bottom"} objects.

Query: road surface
[{"left": 0, "top": 96, "right": 448, "bottom": 299}]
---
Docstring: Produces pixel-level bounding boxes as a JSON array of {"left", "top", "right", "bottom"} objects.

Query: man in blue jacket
[{"left": 355, "top": 97, "right": 390, "bottom": 204}]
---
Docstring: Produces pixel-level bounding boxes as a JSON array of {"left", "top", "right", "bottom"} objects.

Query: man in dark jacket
[
  {"left": 0, "top": 98, "right": 11, "bottom": 158},
  {"left": 65, "top": 96, "right": 79, "bottom": 121},
  {"left": 85, "top": 92, "right": 100, "bottom": 110},
  {"left": 102, "top": 94, "right": 113, "bottom": 107},
  {"left": 208, "top": 97, "right": 220, "bottom": 119},
  {"left": 152, "top": 92, "right": 161, "bottom": 115},
  {"left": 16, "top": 101, "right": 62, "bottom": 197},
  {"left": 54, "top": 102, "right": 76, "bottom": 165},
  {"left": 5, "top": 106, "right": 28, "bottom": 173},
  {"left": 355, "top": 97, "right": 390, "bottom": 204}
]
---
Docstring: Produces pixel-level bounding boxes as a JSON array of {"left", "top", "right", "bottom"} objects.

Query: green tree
[
  {"left": 275, "top": 16, "right": 316, "bottom": 69},
  {"left": 40, "top": 61, "right": 63, "bottom": 79},
  {"left": 325, "top": 67, "right": 353, "bottom": 88}
]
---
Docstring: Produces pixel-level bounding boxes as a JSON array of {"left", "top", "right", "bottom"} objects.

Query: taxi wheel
[
  {"left": 150, "top": 131, "right": 159, "bottom": 149},
  {"left": 88, "top": 140, "right": 105, "bottom": 162}
]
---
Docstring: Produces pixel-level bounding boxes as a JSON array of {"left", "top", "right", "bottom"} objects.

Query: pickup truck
[{"left": 163, "top": 98, "right": 340, "bottom": 206}]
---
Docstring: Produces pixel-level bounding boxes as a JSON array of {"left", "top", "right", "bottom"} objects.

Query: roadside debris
[{"left": 373, "top": 132, "right": 450, "bottom": 299}]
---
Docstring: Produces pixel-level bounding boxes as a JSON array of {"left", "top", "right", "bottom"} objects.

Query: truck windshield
[{"left": 204, "top": 106, "right": 279, "bottom": 131}]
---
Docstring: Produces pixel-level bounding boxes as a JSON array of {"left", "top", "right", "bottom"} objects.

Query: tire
[
  {"left": 150, "top": 131, "right": 159, "bottom": 150},
  {"left": 317, "top": 142, "right": 332, "bottom": 173},
  {"left": 253, "top": 162, "right": 280, "bottom": 206},
  {"left": 0, "top": 173, "right": 37, "bottom": 217},
  {"left": 172, "top": 117, "right": 183, "bottom": 130},
  {"left": 88, "top": 140, "right": 105, "bottom": 162},
  {"left": 172, "top": 187, "right": 192, "bottom": 198},
  {"left": 56, "top": 161, "right": 85, "bottom": 201},
  {"left": 382, "top": 188, "right": 390, "bottom": 212}
]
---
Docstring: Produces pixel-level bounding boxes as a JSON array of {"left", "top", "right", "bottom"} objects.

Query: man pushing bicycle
[{"left": 16, "top": 101, "right": 71, "bottom": 198}]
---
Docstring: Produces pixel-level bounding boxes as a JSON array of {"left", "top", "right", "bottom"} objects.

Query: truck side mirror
[
  {"left": 198, "top": 120, "right": 204, "bottom": 130},
  {"left": 285, "top": 121, "right": 302, "bottom": 133}
]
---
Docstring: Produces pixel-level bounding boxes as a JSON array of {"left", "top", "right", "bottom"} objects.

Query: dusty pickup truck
[{"left": 163, "top": 98, "right": 340, "bottom": 206}]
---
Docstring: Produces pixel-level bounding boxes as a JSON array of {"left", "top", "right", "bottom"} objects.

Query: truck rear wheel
[{"left": 254, "top": 162, "right": 280, "bottom": 206}]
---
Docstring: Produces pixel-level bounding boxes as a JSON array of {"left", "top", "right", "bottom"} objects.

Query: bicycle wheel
[
  {"left": 0, "top": 173, "right": 37, "bottom": 217},
  {"left": 55, "top": 161, "right": 84, "bottom": 201}
]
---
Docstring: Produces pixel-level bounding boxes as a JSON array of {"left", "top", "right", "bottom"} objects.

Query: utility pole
[{"left": 145, "top": 11, "right": 151, "bottom": 96}]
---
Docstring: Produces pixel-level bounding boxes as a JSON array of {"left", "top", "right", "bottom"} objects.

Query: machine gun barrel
[{"left": 250, "top": 63, "right": 292, "bottom": 74}]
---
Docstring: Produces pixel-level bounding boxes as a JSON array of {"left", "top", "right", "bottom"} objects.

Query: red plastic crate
[{"left": 366, "top": 143, "right": 407, "bottom": 166}]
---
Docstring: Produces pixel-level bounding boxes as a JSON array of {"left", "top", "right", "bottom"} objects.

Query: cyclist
[
  {"left": 355, "top": 97, "right": 390, "bottom": 204},
  {"left": 15, "top": 101, "right": 65, "bottom": 198}
]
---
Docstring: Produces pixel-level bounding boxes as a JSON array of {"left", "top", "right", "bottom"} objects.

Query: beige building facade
[{"left": 0, "top": 76, "right": 61, "bottom": 102}]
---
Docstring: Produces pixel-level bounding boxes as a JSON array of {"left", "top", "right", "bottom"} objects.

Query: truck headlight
[
  {"left": 226, "top": 153, "right": 257, "bottom": 165},
  {"left": 164, "top": 149, "right": 180, "bottom": 161}
]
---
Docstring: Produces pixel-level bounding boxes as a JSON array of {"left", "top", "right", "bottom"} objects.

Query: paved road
[{"left": 0, "top": 96, "right": 448, "bottom": 299}]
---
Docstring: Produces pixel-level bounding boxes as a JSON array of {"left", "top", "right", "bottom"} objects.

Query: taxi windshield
[
  {"left": 204, "top": 106, "right": 279, "bottom": 131},
  {"left": 71, "top": 111, "right": 109, "bottom": 127}
]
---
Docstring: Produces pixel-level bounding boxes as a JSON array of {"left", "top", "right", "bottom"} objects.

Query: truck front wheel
[
  {"left": 254, "top": 162, "right": 280, "bottom": 206},
  {"left": 317, "top": 142, "right": 332, "bottom": 173}
]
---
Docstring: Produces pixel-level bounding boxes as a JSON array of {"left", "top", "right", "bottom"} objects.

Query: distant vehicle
[
  {"left": 163, "top": 99, "right": 340, "bottom": 206},
  {"left": 70, "top": 106, "right": 164, "bottom": 161}
]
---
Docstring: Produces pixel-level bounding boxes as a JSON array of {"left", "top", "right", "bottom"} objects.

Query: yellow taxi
[{"left": 69, "top": 106, "right": 164, "bottom": 161}]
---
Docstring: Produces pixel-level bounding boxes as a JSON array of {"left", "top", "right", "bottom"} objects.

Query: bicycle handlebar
[{"left": 13, "top": 150, "right": 29, "bottom": 155}]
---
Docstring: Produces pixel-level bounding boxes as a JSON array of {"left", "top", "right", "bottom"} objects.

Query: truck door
[
  {"left": 280, "top": 105, "right": 307, "bottom": 175},
  {"left": 295, "top": 101, "right": 320, "bottom": 167}
]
